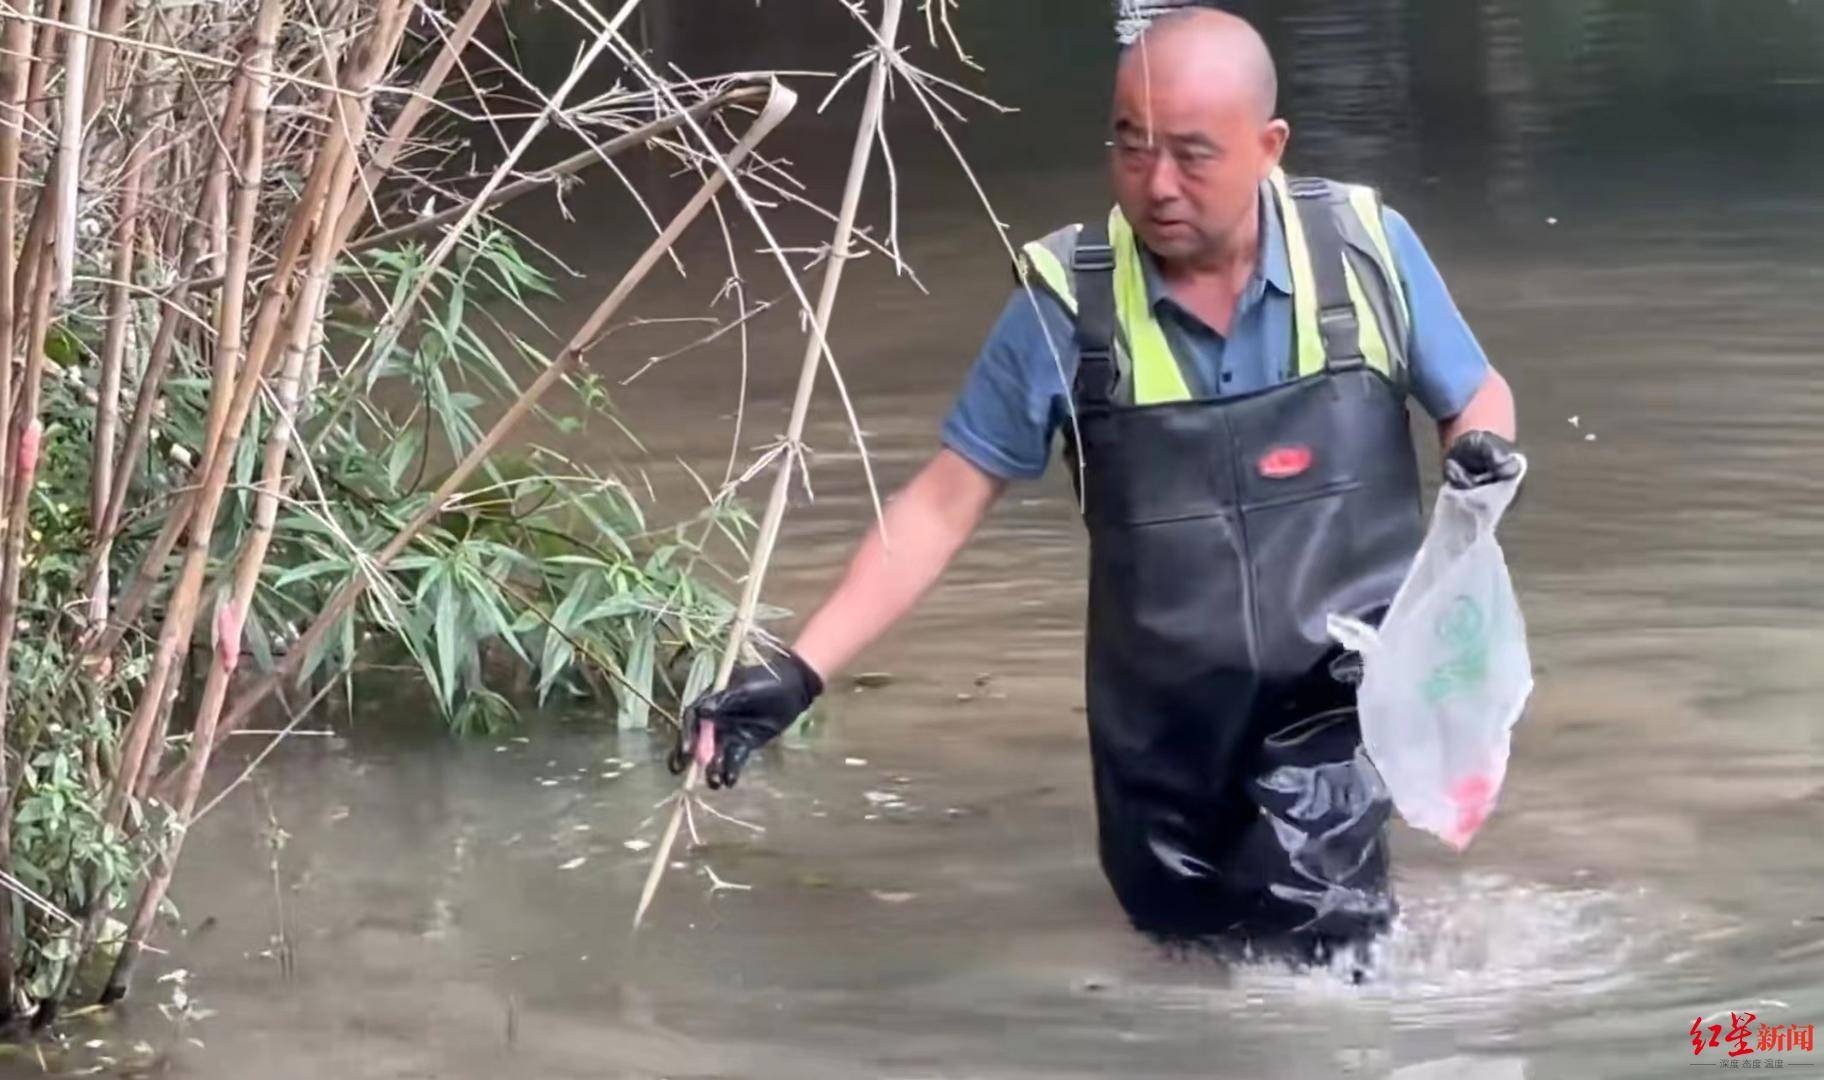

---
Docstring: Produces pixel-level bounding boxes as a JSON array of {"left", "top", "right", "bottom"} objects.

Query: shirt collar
[{"left": 1138, "top": 183, "right": 1293, "bottom": 314}]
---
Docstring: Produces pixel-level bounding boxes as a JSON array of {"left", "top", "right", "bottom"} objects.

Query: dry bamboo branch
[
  {"left": 632, "top": 0, "right": 903, "bottom": 932},
  {"left": 301, "top": 0, "right": 648, "bottom": 448},
  {"left": 336, "top": 86, "right": 764, "bottom": 259},
  {"left": 209, "top": 80, "right": 798, "bottom": 752}
]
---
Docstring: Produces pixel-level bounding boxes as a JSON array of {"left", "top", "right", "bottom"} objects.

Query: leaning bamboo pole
[
  {"left": 631, "top": 0, "right": 904, "bottom": 931},
  {"left": 22, "top": 0, "right": 61, "bottom": 132}
]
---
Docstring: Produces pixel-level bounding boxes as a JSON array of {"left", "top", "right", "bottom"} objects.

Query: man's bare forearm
[
  {"left": 1440, "top": 365, "right": 1516, "bottom": 446},
  {"left": 791, "top": 449, "right": 1005, "bottom": 680}
]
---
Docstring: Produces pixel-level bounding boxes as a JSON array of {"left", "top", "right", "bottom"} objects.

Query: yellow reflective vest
[{"left": 1016, "top": 168, "right": 1411, "bottom": 406}]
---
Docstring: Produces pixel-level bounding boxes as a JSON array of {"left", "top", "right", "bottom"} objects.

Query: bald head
[
  {"left": 1107, "top": 9, "right": 1289, "bottom": 270},
  {"left": 1118, "top": 9, "right": 1278, "bottom": 123}
]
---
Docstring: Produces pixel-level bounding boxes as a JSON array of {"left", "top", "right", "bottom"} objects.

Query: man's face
[{"left": 1109, "top": 61, "right": 1287, "bottom": 266}]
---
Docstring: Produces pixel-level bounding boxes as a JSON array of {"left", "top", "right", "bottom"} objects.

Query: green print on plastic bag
[{"left": 1422, "top": 595, "right": 1489, "bottom": 705}]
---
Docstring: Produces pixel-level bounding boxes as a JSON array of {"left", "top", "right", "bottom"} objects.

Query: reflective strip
[
  {"left": 1342, "top": 258, "right": 1391, "bottom": 378},
  {"left": 1108, "top": 206, "right": 1192, "bottom": 405},
  {"left": 1269, "top": 169, "right": 1327, "bottom": 379},
  {"left": 1020, "top": 239, "right": 1078, "bottom": 316},
  {"left": 1347, "top": 184, "right": 1409, "bottom": 325}
]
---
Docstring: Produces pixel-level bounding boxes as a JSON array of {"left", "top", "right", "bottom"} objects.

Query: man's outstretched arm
[
  {"left": 794, "top": 447, "right": 1005, "bottom": 679},
  {"left": 675, "top": 448, "right": 1006, "bottom": 787}
]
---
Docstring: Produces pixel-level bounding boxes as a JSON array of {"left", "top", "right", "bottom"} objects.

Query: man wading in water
[{"left": 671, "top": 10, "right": 1522, "bottom": 963}]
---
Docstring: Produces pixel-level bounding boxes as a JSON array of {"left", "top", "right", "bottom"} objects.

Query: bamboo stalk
[
  {"left": 100, "top": 0, "right": 287, "bottom": 837},
  {"left": 89, "top": 76, "right": 247, "bottom": 578},
  {"left": 207, "top": 80, "right": 798, "bottom": 754},
  {"left": 9, "top": 170, "right": 50, "bottom": 341},
  {"left": 85, "top": 80, "right": 150, "bottom": 629},
  {"left": 50, "top": 0, "right": 93, "bottom": 301},
  {"left": 77, "top": 0, "right": 127, "bottom": 115},
  {"left": 22, "top": 0, "right": 61, "bottom": 131},
  {"left": 330, "top": 0, "right": 493, "bottom": 240},
  {"left": 104, "top": 134, "right": 355, "bottom": 1003},
  {"left": 203, "top": 121, "right": 229, "bottom": 279},
  {"left": 0, "top": 249, "right": 57, "bottom": 1023},
  {"left": 0, "top": 8, "right": 32, "bottom": 1007},
  {"left": 103, "top": 0, "right": 420, "bottom": 823},
  {"left": 0, "top": 7, "right": 33, "bottom": 564},
  {"left": 632, "top": 0, "right": 903, "bottom": 932},
  {"left": 93, "top": 0, "right": 406, "bottom": 659}
]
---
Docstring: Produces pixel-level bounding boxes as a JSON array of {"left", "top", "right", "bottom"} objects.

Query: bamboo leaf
[
  {"left": 272, "top": 558, "right": 353, "bottom": 590},
  {"left": 386, "top": 426, "right": 425, "bottom": 492},
  {"left": 433, "top": 579, "right": 462, "bottom": 710},
  {"left": 615, "top": 619, "right": 656, "bottom": 731},
  {"left": 243, "top": 606, "right": 274, "bottom": 673}
]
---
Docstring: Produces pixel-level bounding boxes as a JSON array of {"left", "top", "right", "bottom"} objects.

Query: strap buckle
[
  {"left": 1319, "top": 306, "right": 1366, "bottom": 369},
  {"left": 1071, "top": 242, "right": 1115, "bottom": 273},
  {"left": 1075, "top": 349, "right": 1118, "bottom": 402}
]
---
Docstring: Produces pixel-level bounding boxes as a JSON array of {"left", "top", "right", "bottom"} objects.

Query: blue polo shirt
[{"left": 940, "top": 196, "right": 1490, "bottom": 482}]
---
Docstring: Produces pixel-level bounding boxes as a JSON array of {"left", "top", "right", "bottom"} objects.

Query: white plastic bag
[{"left": 1327, "top": 459, "right": 1533, "bottom": 851}]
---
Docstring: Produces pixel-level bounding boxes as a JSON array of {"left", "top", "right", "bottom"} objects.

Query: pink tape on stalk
[
  {"left": 16, "top": 420, "right": 41, "bottom": 489},
  {"left": 1444, "top": 773, "right": 1496, "bottom": 849},
  {"left": 214, "top": 600, "right": 244, "bottom": 674},
  {"left": 694, "top": 722, "right": 716, "bottom": 769}
]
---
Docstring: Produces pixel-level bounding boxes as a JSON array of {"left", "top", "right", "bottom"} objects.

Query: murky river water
[{"left": 32, "top": 3, "right": 1824, "bottom": 1077}]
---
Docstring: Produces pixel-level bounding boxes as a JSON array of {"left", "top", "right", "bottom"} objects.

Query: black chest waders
[{"left": 1060, "top": 181, "right": 1426, "bottom": 958}]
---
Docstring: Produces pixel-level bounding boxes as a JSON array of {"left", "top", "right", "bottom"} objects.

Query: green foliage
[
  {"left": 233, "top": 228, "right": 756, "bottom": 733},
  {"left": 0, "top": 227, "right": 749, "bottom": 1015}
]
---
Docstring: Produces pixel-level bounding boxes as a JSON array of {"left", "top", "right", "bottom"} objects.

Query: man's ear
[{"left": 1261, "top": 119, "right": 1291, "bottom": 176}]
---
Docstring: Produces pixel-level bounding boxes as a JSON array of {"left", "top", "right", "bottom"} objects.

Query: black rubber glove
[
  {"left": 668, "top": 649, "right": 824, "bottom": 789},
  {"left": 1443, "top": 430, "right": 1523, "bottom": 490}
]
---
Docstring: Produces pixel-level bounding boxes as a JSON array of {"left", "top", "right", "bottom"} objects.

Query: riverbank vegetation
[{"left": 0, "top": 0, "right": 1017, "bottom": 1032}]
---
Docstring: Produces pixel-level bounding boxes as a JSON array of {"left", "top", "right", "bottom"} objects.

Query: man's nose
[{"left": 1146, "top": 149, "right": 1181, "bottom": 202}]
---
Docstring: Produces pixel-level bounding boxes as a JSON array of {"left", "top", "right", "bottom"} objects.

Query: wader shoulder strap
[
  {"left": 1285, "top": 177, "right": 1365, "bottom": 375},
  {"left": 1071, "top": 222, "right": 1118, "bottom": 407}
]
